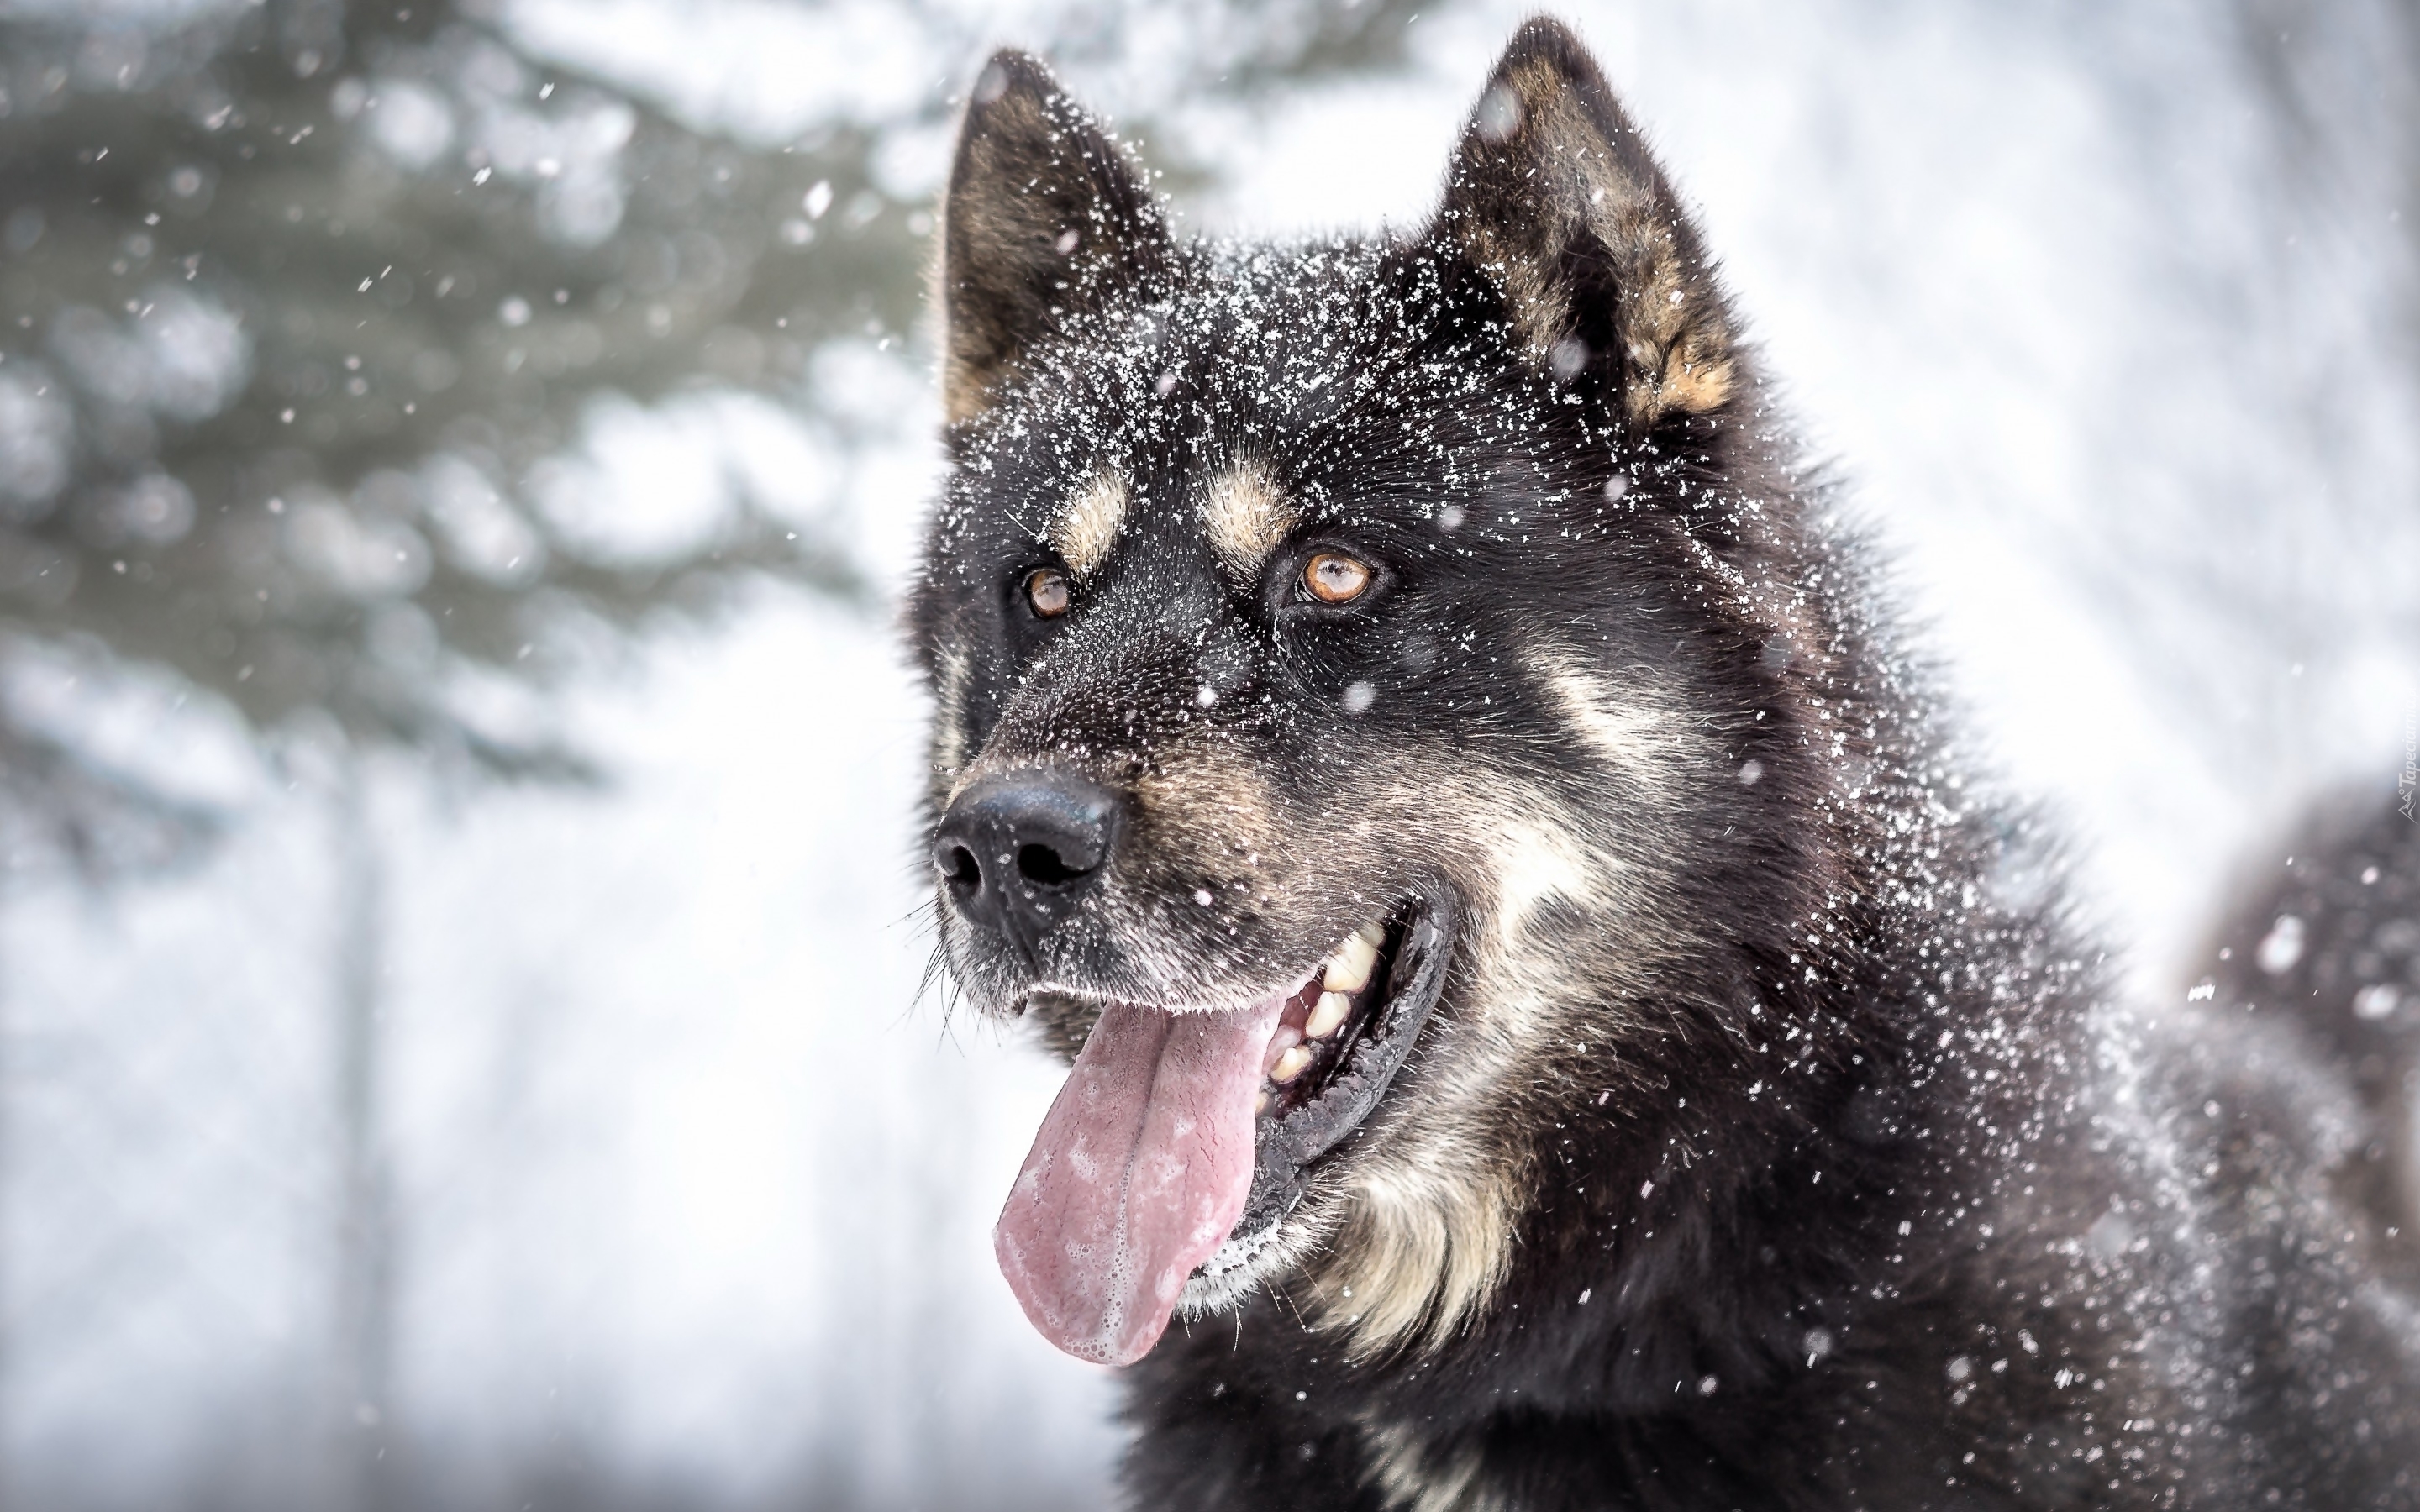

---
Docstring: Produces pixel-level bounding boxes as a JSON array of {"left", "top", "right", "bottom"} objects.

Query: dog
[{"left": 907, "top": 18, "right": 2420, "bottom": 1508}]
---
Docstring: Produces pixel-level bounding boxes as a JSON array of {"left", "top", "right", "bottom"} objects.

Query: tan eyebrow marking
[
  {"left": 1199, "top": 459, "right": 1297, "bottom": 580},
  {"left": 1045, "top": 470, "right": 1128, "bottom": 579}
]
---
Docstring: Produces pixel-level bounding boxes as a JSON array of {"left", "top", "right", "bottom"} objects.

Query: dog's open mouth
[{"left": 992, "top": 897, "right": 1455, "bottom": 1365}]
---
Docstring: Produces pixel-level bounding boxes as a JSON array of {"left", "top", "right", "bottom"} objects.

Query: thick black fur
[{"left": 912, "top": 19, "right": 2420, "bottom": 1509}]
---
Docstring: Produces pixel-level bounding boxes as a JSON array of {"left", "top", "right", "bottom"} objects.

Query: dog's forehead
[{"left": 971, "top": 246, "right": 1430, "bottom": 570}]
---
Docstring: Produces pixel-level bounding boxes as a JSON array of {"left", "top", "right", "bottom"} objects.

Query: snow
[
  {"left": 523, "top": 387, "right": 862, "bottom": 570},
  {"left": 47, "top": 289, "right": 250, "bottom": 425},
  {"left": 0, "top": 366, "right": 75, "bottom": 515},
  {"left": 502, "top": 0, "right": 939, "bottom": 149},
  {"left": 7, "top": 1, "right": 2417, "bottom": 1506},
  {"left": 0, "top": 641, "right": 266, "bottom": 818}
]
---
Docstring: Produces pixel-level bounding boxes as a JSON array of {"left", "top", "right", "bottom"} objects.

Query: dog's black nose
[{"left": 933, "top": 770, "right": 1119, "bottom": 946}]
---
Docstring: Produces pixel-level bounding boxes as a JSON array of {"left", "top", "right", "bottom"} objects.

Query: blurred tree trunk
[
  {"left": 0, "top": 974, "right": 11, "bottom": 1512},
  {"left": 326, "top": 748, "right": 393, "bottom": 1512}
]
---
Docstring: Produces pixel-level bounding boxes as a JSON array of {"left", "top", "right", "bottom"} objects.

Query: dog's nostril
[
  {"left": 1018, "top": 842, "right": 1087, "bottom": 887},
  {"left": 938, "top": 843, "right": 982, "bottom": 889}
]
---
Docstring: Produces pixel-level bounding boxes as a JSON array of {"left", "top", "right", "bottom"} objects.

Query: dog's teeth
[
  {"left": 1270, "top": 1044, "right": 1314, "bottom": 1084},
  {"left": 1263, "top": 1023, "right": 1303, "bottom": 1074},
  {"left": 1255, "top": 1089, "right": 1270, "bottom": 1115},
  {"left": 1307, "top": 990, "right": 1352, "bottom": 1039},
  {"left": 1355, "top": 919, "right": 1385, "bottom": 948},
  {"left": 1323, "top": 931, "right": 1378, "bottom": 994}
]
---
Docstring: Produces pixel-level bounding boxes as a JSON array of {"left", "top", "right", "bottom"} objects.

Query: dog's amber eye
[
  {"left": 1303, "top": 552, "right": 1371, "bottom": 605},
  {"left": 1025, "top": 567, "right": 1071, "bottom": 618}
]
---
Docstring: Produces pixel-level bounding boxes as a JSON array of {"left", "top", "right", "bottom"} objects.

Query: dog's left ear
[
  {"left": 939, "top": 50, "right": 1172, "bottom": 428},
  {"left": 1432, "top": 20, "right": 1738, "bottom": 430}
]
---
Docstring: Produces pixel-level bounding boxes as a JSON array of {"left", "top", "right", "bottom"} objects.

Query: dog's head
[{"left": 911, "top": 21, "right": 1849, "bottom": 1365}]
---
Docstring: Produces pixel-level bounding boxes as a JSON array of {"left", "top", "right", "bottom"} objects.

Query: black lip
[{"left": 1223, "top": 895, "right": 1458, "bottom": 1247}]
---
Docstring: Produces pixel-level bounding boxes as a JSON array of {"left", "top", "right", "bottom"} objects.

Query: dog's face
[{"left": 913, "top": 30, "right": 1819, "bottom": 1366}]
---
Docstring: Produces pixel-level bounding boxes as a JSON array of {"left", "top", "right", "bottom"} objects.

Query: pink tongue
[{"left": 994, "top": 994, "right": 1286, "bottom": 1365}]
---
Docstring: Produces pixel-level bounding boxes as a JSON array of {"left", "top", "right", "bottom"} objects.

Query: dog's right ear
[
  {"left": 939, "top": 52, "right": 1171, "bottom": 428},
  {"left": 1429, "top": 20, "right": 1739, "bottom": 434}
]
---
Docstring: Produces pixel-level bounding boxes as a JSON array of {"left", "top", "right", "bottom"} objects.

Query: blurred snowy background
[{"left": 0, "top": 1, "right": 2412, "bottom": 1508}]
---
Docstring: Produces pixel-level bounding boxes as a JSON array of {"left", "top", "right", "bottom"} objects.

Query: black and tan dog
[{"left": 908, "top": 18, "right": 2420, "bottom": 1508}]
